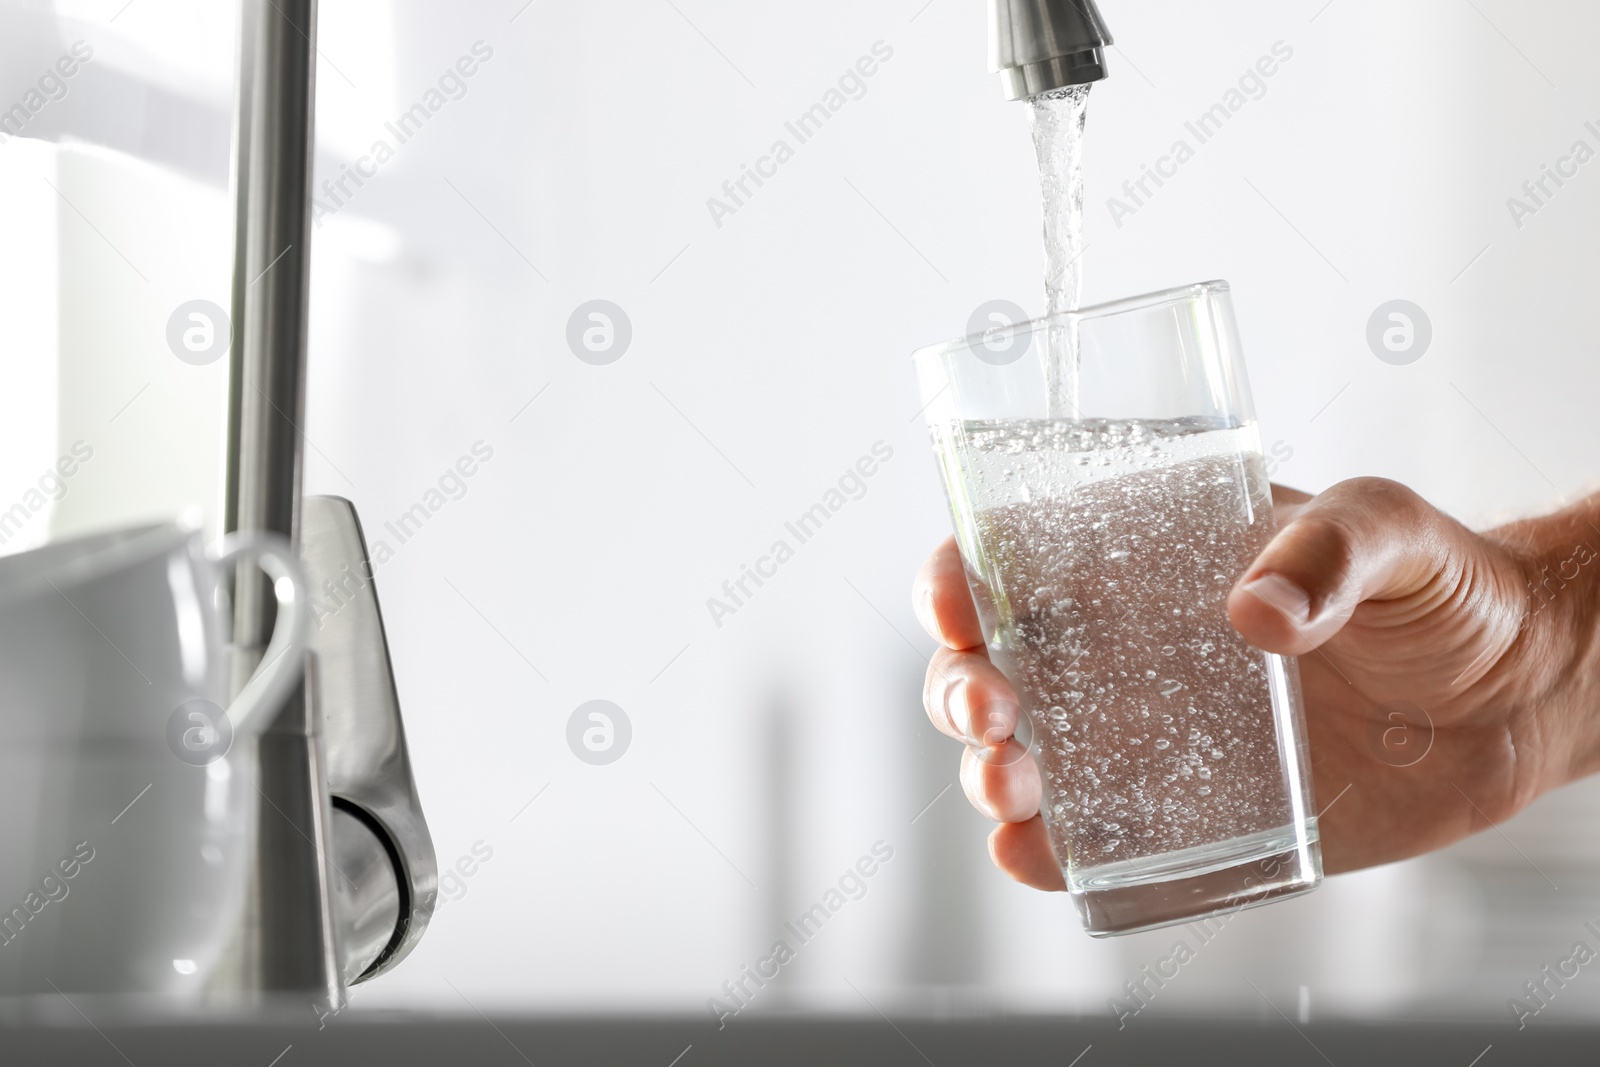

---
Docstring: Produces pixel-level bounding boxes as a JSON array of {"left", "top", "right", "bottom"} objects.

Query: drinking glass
[{"left": 914, "top": 281, "right": 1321, "bottom": 936}]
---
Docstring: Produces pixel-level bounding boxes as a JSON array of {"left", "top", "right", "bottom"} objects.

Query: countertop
[{"left": 0, "top": 1014, "right": 1590, "bottom": 1066}]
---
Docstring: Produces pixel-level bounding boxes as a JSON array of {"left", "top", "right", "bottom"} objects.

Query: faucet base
[{"left": 1000, "top": 49, "right": 1108, "bottom": 100}]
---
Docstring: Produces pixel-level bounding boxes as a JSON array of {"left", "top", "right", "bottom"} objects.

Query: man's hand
[{"left": 914, "top": 477, "right": 1600, "bottom": 886}]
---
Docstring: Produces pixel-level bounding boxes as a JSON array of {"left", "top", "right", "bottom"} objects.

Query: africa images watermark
[
  {"left": 705, "top": 40, "right": 895, "bottom": 229},
  {"left": 0, "top": 40, "right": 94, "bottom": 142},
  {"left": 1262, "top": 438, "right": 1294, "bottom": 479},
  {"left": 1508, "top": 918, "right": 1600, "bottom": 1029},
  {"left": 1367, "top": 300, "right": 1433, "bottom": 366},
  {"left": 0, "top": 441, "right": 95, "bottom": 549},
  {"left": 1525, "top": 538, "right": 1599, "bottom": 623},
  {"left": 428, "top": 840, "right": 495, "bottom": 916},
  {"left": 308, "top": 440, "right": 496, "bottom": 628},
  {"left": 312, "top": 40, "right": 496, "bottom": 226},
  {"left": 0, "top": 842, "right": 96, "bottom": 950},
  {"left": 1109, "top": 912, "right": 1228, "bottom": 1028},
  {"left": 1105, "top": 40, "right": 1294, "bottom": 229},
  {"left": 1505, "top": 119, "right": 1600, "bottom": 230},
  {"left": 567, "top": 700, "right": 632, "bottom": 766},
  {"left": 707, "top": 840, "right": 895, "bottom": 1030},
  {"left": 1109, "top": 849, "right": 1295, "bottom": 1029},
  {"left": 705, "top": 440, "right": 894, "bottom": 629}
]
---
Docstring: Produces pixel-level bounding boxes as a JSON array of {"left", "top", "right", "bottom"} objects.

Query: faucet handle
[
  {"left": 989, "top": 0, "right": 1114, "bottom": 100},
  {"left": 301, "top": 496, "right": 438, "bottom": 982}
]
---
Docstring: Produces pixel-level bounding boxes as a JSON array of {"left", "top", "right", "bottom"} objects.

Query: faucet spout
[{"left": 989, "top": 0, "right": 1113, "bottom": 100}]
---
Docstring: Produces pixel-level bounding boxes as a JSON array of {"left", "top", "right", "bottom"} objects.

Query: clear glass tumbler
[{"left": 914, "top": 281, "right": 1321, "bottom": 936}]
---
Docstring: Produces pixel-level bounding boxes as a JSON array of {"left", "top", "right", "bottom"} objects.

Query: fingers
[
  {"left": 913, "top": 537, "right": 984, "bottom": 650},
  {"left": 1229, "top": 477, "right": 1452, "bottom": 655},
  {"left": 923, "top": 647, "right": 1019, "bottom": 745},
  {"left": 1269, "top": 482, "right": 1313, "bottom": 526},
  {"left": 960, "top": 742, "right": 1042, "bottom": 823},
  {"left": 923, "top": 645, "right": 1040, "bottom": 837},
  {"left": 988, "top": 817, "right": 1066, "bottom": 891},
  {"left": 1269, "top": 484, "right": 1313, "bottom": 508},
  {"left": 917, "top": 537, "right": 1055, "bottom": 891}
]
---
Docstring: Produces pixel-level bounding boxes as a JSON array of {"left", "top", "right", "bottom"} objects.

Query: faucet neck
[{"left": 989, "top": 0, "right": 1114, "bottom": 100}]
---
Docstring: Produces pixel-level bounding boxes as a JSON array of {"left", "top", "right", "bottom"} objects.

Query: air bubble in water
[{"left": 941, "top": 418, "right": 1292, "bottom": 878}]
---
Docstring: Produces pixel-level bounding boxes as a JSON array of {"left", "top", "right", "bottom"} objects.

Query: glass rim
[{"left": 912, "top": 279, "right": 1232, "bottom": 368}]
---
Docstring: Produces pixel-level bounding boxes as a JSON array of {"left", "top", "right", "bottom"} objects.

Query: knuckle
[
  {"left": 1285, "top": 515, "right": 1359, "bottom": 581},
  {"left": 1333, "top": 476, "right": 1425, "bottom": 521},
  {"left": 922, "top": 655, "right": 951, "bottom": 714},
  {"left": 1293, "top": 477, "right": 1435, "bottom": 580},
  {"left": 923, "top": 650, "right": 971, "bottom": 731},
  {"left": 912, "top": 554, "right": 940, "bottom": 604}
]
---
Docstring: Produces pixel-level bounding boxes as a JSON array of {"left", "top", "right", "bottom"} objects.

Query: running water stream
[
  {"left": 1029, "top": 85, "right": 1092, "bottom": 417},
  {"left": 919, "top": 74, "right": 1321, "bottom": 932}
]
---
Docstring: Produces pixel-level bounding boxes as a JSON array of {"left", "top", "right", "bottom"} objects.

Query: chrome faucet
[
  {"left": 213, "top": 0, "right": 1112, "bottom": 1009},
  {"left": 221, "top": 0, "right": 435, "bottom": 1006},
  {"left": 989, "top": 0, "right": 1114, "bottom": 99}
]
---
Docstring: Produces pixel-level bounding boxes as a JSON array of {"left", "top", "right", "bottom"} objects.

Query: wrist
[{"left": 1491, "top": 498, "right": 1600, "bottom": 784}]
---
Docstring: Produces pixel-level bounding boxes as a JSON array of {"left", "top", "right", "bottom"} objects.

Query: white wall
[
  {"left": 5, "top": 0, "right": 1600, "bottom": 1026},
  {"left": 294, "top": 0, "right": 1600, "bottom": 1021},
  {"left": 0, "top": 0, "right": 237, "bottom": 552}
]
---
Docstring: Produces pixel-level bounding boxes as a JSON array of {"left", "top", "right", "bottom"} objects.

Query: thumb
[{"left": 1227, "top": 477, "right": 1462, "bottom": 655}]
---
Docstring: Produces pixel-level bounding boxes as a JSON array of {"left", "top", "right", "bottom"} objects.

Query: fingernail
[
  {"left": 949, "top": 682, "right": 1015, "bottom": 748},
  {"left": 949, "top": 679, "right": 974, "bottom": 741},
  {"left": 981, "top": 714, "right": 1012, "bottom": 748},
  {"left": 960, "top": 755, "right": 999, "bottom": 820},
  {"left": 922, "top": 587, "right": 942, "bottom": 643},
  {"left": 1243, "top": 573, "right": 1311, "bottom": 628}
]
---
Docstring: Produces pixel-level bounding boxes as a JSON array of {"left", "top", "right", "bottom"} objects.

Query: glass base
[{"left": 1070, "top": 826, "right": 1322, "bottom": 938}]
